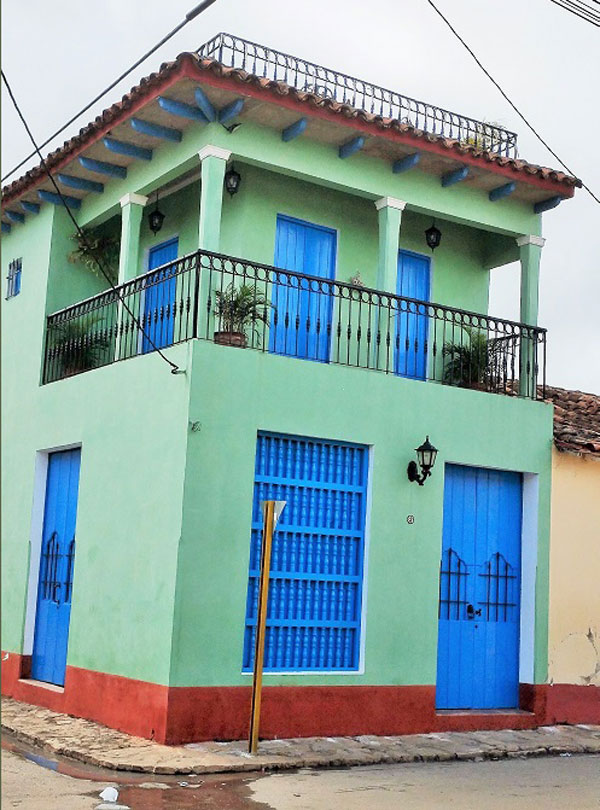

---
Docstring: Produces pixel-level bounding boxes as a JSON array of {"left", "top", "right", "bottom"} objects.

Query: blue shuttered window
[
  {"left": 6, "top": 258, "right": 22, "bottom": 299},
  {"left": 243, "top": 432, "right": 369, "bottom": 672}
]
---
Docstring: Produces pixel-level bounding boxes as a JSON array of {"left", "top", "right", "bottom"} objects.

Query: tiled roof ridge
[
  {"left": 544, "top": 384, "right": 600, "bottom": 458},
  {"left": 1, "top": 52, "right": 583, "bottom": 205}
]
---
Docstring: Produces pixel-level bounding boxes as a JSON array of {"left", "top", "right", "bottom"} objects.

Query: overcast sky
[{"left": 2, "top": 0, "right": 598, "bottom": 392}]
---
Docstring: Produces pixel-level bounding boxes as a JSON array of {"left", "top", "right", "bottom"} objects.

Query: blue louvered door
[
  {"left": 142, "top": 237, "right": 179, "bottom": 352},
  {"left": 436, "top": 464, "right": 522, "bottom": 709},
  {"left": 243, "top": 433, "right": 368, "bottom": 672},
  {"left": 31, "top": 448, "right": 81, "bottom": 686},
  {"left": 395, "top": 250, "right": 430, "bottom": 380},
  {"left": 269, "top": 216, "right": 336, "bottom": 361}
]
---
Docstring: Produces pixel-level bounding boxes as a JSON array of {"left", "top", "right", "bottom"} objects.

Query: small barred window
[{"left": 6, "top": 258, "right": 22, "bottom": 299}]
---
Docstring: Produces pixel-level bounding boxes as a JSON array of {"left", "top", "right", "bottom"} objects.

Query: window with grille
[
  {"left": 243, "top": 432, "right": 369, "bottom": 672},
  {"left": 6, "top": 258, "right": 22, "bottom": 299}
]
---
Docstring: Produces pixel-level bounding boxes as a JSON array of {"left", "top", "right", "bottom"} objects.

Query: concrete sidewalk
[{"left": 2, "top": 697, "right": 599, "bottom": 776}]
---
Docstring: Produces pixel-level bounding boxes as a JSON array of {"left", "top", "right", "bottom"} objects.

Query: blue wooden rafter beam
[
  {"left": 6, "top": 210, "right": 25, "bottom": 224},
  {"left": 1, "top": 222, "right": 11, "bottom": 234},
  {"left": 102, "top": 137, "right": 152, "bottom": 161},
  {"left": 78, "top": 157, "right": 127, "bottom": 179},
  {"left": 441, "top": 167, "right": 469, "bottom": 187},
  {"left": 21, "top": 201, "right": 40, "bottom": 214},
  {"left": 282, "top": 118, "right": 307, "bottom": 142},
  {"left": 339, "top": 136, "right": 365, "bottom": 159},
  {"left": 393, "top": 153, "right": 420, "bottom": 173},
  {"left": 158, "top": 96, "right": 208, "bottom": 122},
  {"left": 130, "top": 117, "right": 182, "bottom": 142},
  {"left": 194, "top": 87, "right": 216, "bottom": 122},
  {"left": 218, "top": 98, "right": 245, "bottom": 124},
  {"left": 57, "top": 174, "right": 104, "bottom": 194},
  {"left": 534, "top": 196, "right": 563, "bottom": 214},
  {"left": 38, "top": 190, "right": 82, "bottom": 209},
  {"left": 489, "top": 182, "right": 516, "bottom": 202}
]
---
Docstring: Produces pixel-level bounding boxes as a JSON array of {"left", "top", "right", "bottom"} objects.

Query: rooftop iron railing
[
  {"left": 197, "top": 33, "right": 518, "bottom": 158},
  {"left": 42, "top": 249, "right": 545, "bottom": 400}
]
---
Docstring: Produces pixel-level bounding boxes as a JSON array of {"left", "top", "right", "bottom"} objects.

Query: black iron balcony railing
[
  {"left": 197, "top": 33, "right": 518, "bottom": 158},
  {"left": 42, "top": 249, "right": 545, "bottom": 400}
]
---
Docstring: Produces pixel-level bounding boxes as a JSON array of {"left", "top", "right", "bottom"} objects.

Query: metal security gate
[
  {"left": 243, "top": 432, "right": 368, "bottom": 671},
  {"left": 436, "top": 464, "right": 522, "bottom": 709},
  {"left": 31, "top": 448, "right": 81, "bottom": 686}
]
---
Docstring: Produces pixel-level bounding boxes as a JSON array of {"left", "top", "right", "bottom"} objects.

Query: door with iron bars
[
  {"left": 31, "top": 448, "right": 81, "bottom": 686},
  {"left": 436, "top": 464, "right": 522, "bottom": 709},
  {"left": 269, "top": 216, "right": 336, "bottom": 362}
]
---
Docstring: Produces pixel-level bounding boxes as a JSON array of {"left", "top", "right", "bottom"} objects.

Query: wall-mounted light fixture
[
  {"left": 148, "top": 191, "right": 165, "bottom": 235},
  {"left": 407, "top": 436, "right": 438, "bottom": 485},
  {"left": 425, "top": 222, "right": 442, "bottom": 251},
  {"left": 224, "top": 164, "right": 241, "bottom": 197}
]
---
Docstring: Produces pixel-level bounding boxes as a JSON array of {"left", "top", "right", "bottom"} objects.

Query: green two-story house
[{"left": 1, "top": 34, "right": 581, "bottom": 744}]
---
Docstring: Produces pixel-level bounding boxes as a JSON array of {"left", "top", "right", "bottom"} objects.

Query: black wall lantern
[
  {"left": 407, "top": 436, "right": 438, "bottom": 485},
  {"left": 148, "top": 191, "right": 165, "bottom": 235},
  {"left": 425, "top": 222, "right": 442, "bottom": 251},
  {"left": 224, "top": 164, "right": 241, "bottom": 197}
]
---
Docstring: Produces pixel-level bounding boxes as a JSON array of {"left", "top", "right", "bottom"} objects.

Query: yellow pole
[{"left": 249, "top": 500, "right": 275, "bottom": 755}]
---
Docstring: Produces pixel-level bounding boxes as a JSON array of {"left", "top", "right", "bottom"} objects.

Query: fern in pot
[{"left": 213, "top": 282, "right": 273, "bottom": 348}]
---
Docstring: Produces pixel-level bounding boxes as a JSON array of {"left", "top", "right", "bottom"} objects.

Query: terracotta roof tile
[
  {"left": 544, "top": 385, "right": 600, "bottom": 457},
  {"left": 1, "top": 52, "right": 582, "bottom": 206}
]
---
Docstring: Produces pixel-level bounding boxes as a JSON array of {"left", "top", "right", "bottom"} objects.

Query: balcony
[
  {"left": 42, "top": 250, "right": 546, "bottom": 400},
  {"left": 198, "top": 33, "right": 518, "bottom": 158}
]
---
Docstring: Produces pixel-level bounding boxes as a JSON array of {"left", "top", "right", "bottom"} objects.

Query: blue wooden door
[
  {"left": 143, "top": 237, "right": 178, "bottom": 352},
  {"left": 243, "top": 432, "right": 368, "bottom": 671},
  {"left": 270, "top": 216, "right": 336, "bottom": 361},
  {"left": 395, "top": 250, "right": 430, "bottom": 380},
  {"left": 31, "top": 448, "right": 81, "bottom": 686},
  {"left": 436, "top": 464, "right": 522, "bottom": 709}
]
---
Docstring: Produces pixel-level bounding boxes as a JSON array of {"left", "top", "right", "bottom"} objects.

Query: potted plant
[
  {"left": 69, "top": 229, "right": 120, "bottom": 285},
  {"left": 213, "top": 282, "right": 272, "bottom": 348},
  {"left": 442, "top": 326, "right": 493, "bottom": 391},
  {"left": 50, "top": 317, "right": 112, "bottom": 377}
]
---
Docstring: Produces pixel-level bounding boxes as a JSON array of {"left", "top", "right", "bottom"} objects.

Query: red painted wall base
[{"left": 2, "top": 652, "right": 598, "bottom": 745}]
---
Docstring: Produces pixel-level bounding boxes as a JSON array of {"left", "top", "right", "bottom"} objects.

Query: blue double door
[
  {"left": 270, "top": 216, "right": 336, "bottom": 361},
  {"left": 142, "top": 237, "right": 178, "bottom": 352},
  {"left": 32, "top": 449, "right": 81, "bottom": 686},
  {"left": 436, "top": 464, "right": 523, "bottom": 709}
]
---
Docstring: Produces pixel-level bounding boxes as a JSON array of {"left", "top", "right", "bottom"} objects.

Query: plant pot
[{"left": 214, "top": 331, "right": 247, "bottom": 348}]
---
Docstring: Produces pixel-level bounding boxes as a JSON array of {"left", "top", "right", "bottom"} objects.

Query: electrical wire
[
  {"left": 425, "top": 0, "right": 600, "bottom": 206},
  {"left": 1, "top": 0, "right": 218, "bottom": 183},
  {"left": 1, "top": 69, "right": 183, "bottom": 375},
  {"left": 548, "top": 0, "right": 600, "bottom": 26}
]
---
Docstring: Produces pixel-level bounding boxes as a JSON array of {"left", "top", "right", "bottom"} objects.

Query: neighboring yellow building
[{"left": 546, "top": 386, "right": 600, "bottom": 723}]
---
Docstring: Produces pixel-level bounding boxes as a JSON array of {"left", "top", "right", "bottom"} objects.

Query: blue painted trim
[
  {"left": 38, "top": 190, "right": 82, "bottom": 209},
  {"left": 130, "top": 117, "right": 182, "bottom": 142},
  {"left": 218, "top": 98, "right": 245, "bottom": 124},
  {"left": 441, "top": 167, "right": 469, "bottom": 187},
  {"left": 57, "top": 174, "right": 104, "bottom": 194},
  {"left": 534, "top": 195, "right": 563, "bottom": 214},
  {"left": 393, "top": 153, "right": 420, "bottom": 173},
  {"left": 194, "top": 87, "right": 216, "bottom": 122},
  {"left": 338, "top": 136, "right": 365, "bottom": 159},
  {"left": 78, "top": 157, "right": 127, "bottom": 179},
  {"left": 282, "top": 118, "right": 307, "bottom": 142},
  {"left": 158, "top": 96, "right": 208, "bottom": 122},
  {"left": 1, "top": 222, "right": 11, "bottom": 233},
  {"left": 489, "top": 182, "right": 516, "bottom": 202},
  {"left": 21, "top": 201, "right": 40, "bottom": 214},
  {"left": 102, "top": 137, "right": 152, "bottom": 161},
  {"left": 6, "top": 210, "right": 25, "bottom": 223}
]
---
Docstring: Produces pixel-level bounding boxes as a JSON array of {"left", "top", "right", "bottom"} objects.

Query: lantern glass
[
  {"left": 425, "top": 223, "right": 442, "bottom": 251},
  {"left": 149, "top": 208, "right": 165, "bottom": 235},
  {"left": 416, "top": 436, "right": 438, "bottom": 472},
  {"left": 224, "top": 166, "right": 241, "bottom": 197}
]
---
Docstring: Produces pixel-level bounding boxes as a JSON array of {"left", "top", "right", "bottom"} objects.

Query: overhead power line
[
  {"left": 1, "top": 69, "right": 182, "bottom": 376},
  {"left": 549, "top": 0, "right": 600, "bottom": 26},
  {"left": 425, "top": 0, "right": 600, "bottom": 206},
  {"left": 1, "top": 0, "right": 218, "bottom": 184}
]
